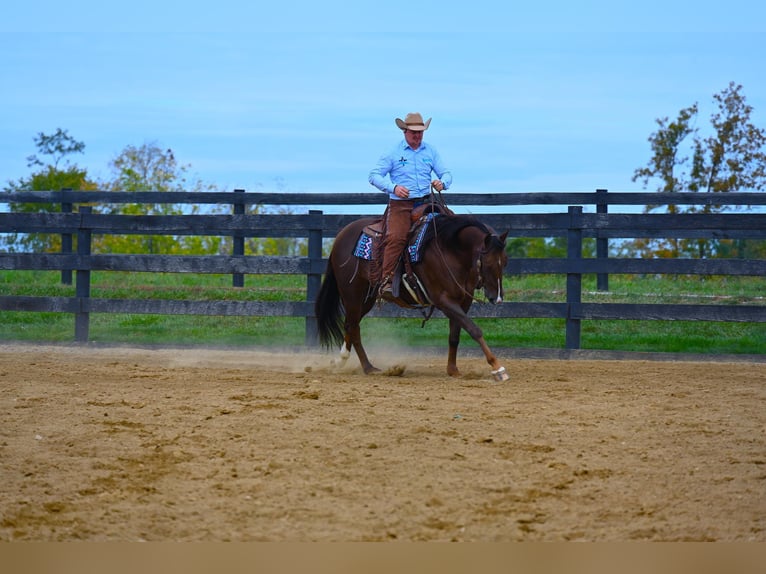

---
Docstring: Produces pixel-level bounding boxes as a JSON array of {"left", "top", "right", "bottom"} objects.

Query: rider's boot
[{"left": 379, "top": 276, "right": 395, "bottom": 302}]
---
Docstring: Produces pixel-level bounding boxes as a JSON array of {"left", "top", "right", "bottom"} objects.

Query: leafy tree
[
  {"left": 100, "top": 144, "right": 304, "bottom": 257},
  {"left": 632, "top": 104, "right": 698, "bottom": 213},
  {"left": 3, "top": 129, "right": 96, "bottom": 252},
  {"left": 631, "top": 83, "right": 766, "bottom": 258},
  {"left": 103, "top": 143, "right": 201, "bottom": 211},
  {"left": 97, "top": 142, "right": 222, "bottom": 255},
  {"left": 26, "top": 128, "right": 86, "bottom": 170},
  {"left": 690, "top": 84, "right": 766, "bottom": 198}
]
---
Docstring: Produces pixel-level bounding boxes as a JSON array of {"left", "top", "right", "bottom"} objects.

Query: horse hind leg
[
  {"left": 331, "top": 341, "right": 351, "bottom": 368},
  {"left": 446, "top": 318, "right": 462, "bottom": 378},
  {"left": 345, "top": 318, "right": 379, "bottom": 374},
  {"left": 330, "top": 328, "right": 377, "bottom": 374}
]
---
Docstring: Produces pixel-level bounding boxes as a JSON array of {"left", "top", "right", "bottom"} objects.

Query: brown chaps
[{"left": 379, "top": 198, "right": 415, "bottom": 283}]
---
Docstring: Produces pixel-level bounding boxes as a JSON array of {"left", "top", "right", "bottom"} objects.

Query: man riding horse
[
  {"left": 316, "top": 111, "right": 510, "bottom": 381},
  {"left": 368, "top": 112, "right": 452, "bottom": 301}
]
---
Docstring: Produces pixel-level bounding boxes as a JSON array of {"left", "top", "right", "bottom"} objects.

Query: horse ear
[{"left": 484, "top": 231, "right": 508, "bottom": 250}]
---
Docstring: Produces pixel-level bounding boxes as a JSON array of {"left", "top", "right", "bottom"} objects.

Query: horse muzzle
[
  {"left": 484, "top": 288, "right": 503, "bottom": 304},
  {"left": 484, "top": 278, "right": 504, "bottom": 304}
]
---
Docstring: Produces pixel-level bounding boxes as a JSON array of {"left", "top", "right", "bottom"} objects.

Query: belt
[{"left": 390, "top": 195, "right": 429, "bottom": 204}]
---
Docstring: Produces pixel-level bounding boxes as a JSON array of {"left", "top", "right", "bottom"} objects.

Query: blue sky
[{"left": 2, "top": 1, "right": 765, "bottom": 206}]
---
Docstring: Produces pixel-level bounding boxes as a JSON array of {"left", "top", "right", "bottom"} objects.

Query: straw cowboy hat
[{"left": 395, "top": 112, "right": 432, "bottom": 131}]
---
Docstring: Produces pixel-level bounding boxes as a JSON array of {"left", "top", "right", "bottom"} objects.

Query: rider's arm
[
  {"left": 430, "top": 147, "right": 452, "bottom": 191},
  {"left": 369, "top": 153, "right": 395, "bottom": 194}
]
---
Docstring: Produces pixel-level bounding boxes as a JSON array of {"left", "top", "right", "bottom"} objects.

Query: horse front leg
[
  {"left": 441, "top": 303, "right": 509, "bottom": 382},
  {"left": 473, "top": 334, "right": 509, "bottom": 382}
]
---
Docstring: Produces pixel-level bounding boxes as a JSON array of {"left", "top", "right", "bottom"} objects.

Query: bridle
[
  {"left": 474, "top": 246, "right": 505, "bottom": 303},
  {"left": 423, "top": 185, "right": 505, "bottom": 303},
  {"left": 432, "top": 223, "right": 504, "bottom": 303}
]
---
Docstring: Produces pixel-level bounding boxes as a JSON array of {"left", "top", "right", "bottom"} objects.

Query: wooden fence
[{"left": 1, "top": 189, "right": 765, "bottom": 350}]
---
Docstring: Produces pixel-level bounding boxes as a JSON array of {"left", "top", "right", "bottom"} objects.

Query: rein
[
  {"left": 429, "top": 183, "right": 450, "bottom": 214},
  {"left": 433, "top": 235, "right": 489, "bottom": 303},
  {"left": 426, "top": 200, "right": 491, "bottom": 303}
]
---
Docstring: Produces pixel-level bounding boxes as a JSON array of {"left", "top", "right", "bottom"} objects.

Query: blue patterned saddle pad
[
  {"left": 353, "top": 212, "right": 436, "bottom": 263},
  {"left": 353, "top": 232, "right": 375, "bottom": 259}
]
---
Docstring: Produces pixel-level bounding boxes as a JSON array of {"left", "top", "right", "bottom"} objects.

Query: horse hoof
[{"left": 491, "top": 366, "right": 509, "bottom": 382}]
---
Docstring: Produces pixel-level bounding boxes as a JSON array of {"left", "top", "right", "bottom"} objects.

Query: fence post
[
  {"left": 566, "top": 206, "right": 583, "bottom": 350},
  {"left": 75, "top": 206, "right": 92, "bottom": 343},
  {"left": 61, "top": 188, "right": 73, "bottom": 285},
  {"left": 305, "top": 210, "right": 323, "bottom": 347},
  {"left": 232, "top": 188, "right": 245, "bottom": 287},
  {"left": 596, "top": 188, "right": 609, "bottom": 291}
]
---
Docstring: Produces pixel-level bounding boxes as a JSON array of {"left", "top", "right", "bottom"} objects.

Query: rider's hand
[
  {"left": 393, "top": 185, "right": 409, "bottom": 198},
  {"left": 432, "top": 180, "right": 445, "bottom": 192}
]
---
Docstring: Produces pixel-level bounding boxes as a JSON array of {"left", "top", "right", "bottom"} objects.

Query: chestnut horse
[{"left": 315, "top": 213, "right": 510, "bottom": 381}]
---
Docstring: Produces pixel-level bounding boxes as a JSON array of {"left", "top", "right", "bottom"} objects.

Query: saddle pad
[
  {"left": 353, "top": 232, "right": 375, "bottom": 260},
  {"left": 353, "top": 212, "right": 437, "bottom": 262},
  {"left": 407, "top": 212, "right": 436, "bottom": 263}
]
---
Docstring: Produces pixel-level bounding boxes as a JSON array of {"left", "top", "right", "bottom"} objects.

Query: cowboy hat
[{"left": 395, "top": 112, "right": 432, "bottom": 131}]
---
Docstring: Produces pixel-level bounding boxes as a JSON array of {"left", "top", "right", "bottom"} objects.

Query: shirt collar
[{"left": 401, "top": 139, "right": 427, "bottom": 152}]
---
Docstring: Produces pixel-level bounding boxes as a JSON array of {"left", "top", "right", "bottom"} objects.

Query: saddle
[
  {"left": 411, "top": 199, "right": 453, "bottom": 222},
  {"left": 354, "top": 201, "right": 454, "bottom": 307},
  {"left": 358, "top": 201, "right": 452, "bottom": 252}
]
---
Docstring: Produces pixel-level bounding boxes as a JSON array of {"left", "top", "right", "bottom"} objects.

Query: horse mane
[{"left": 420, "top": 214, "right": 491, "bottom": 251}]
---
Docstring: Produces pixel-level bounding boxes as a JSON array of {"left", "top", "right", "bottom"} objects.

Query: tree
[
  {"left": 108, "top": 144, "right": 183, "bottom": 195},
  {"left": 690, "top": 84, "right": 766, "bottom": 198},
  {"left": 25, "top": 128, "right": 85, "bottom": 170},
  {"left": 3, "top": 129, "right": 96, "bottom": 252},
  {"left": 631, "top": 83, "right": 766, "bottom": 258},
  {"left": 97, "top": 142, "right": 222, "bottom": 255},
  {"left": 632, "top": 104, "right": 698, "bottom": 209}
]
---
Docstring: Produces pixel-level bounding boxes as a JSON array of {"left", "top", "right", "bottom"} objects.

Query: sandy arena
[{"left": 1, "top": 343, "right": 764, "bottom": 541}]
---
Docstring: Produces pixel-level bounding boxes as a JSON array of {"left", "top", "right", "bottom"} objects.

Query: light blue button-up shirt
[{"left": 368, "top": 140, "right": 452, "bottom": 200}]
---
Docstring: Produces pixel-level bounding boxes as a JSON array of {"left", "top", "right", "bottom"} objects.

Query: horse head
[{"left": 476, "top": 230, "right": 509, "bottom": 304}]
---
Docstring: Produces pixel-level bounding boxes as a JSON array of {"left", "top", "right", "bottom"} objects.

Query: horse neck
[
  {"left": 438, "top": 224, "right": 485, "bottom": 274},
  {"left": 454, "top": 225, "right": 486, "bottom": 257}
]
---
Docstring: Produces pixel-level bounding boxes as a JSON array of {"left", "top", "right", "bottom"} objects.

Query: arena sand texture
[{"left": 1, "top": 344, "right": 764, "bottom": 541}]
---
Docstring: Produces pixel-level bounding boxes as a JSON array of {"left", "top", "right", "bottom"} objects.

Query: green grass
[{"left": 0, "top": 270, "right": 764, "bottom": 355}]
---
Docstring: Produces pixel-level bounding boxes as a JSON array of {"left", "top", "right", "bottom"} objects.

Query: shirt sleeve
[
  {"left": 431, "top": 148, "right": 452, "bottom": 190},
  {"left": 368, "top": 152, "right": 394, "bottom": 194}
]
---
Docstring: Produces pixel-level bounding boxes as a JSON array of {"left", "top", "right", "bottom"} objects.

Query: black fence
[{"left": 1, "top": 189, "right": 765, "bottom": 350}]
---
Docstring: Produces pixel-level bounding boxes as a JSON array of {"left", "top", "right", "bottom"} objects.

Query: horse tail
[{"left": 315, "top": 261, "right": 345, "bottom": 349}]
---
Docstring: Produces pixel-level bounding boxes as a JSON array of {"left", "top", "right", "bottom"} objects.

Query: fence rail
[{"left": 1, "top": 189, "right": 765, "bottom": 350}]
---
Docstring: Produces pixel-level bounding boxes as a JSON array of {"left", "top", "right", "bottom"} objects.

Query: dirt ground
[{"left": 1, "top": 343, "right": 764, "bottom": 542}]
